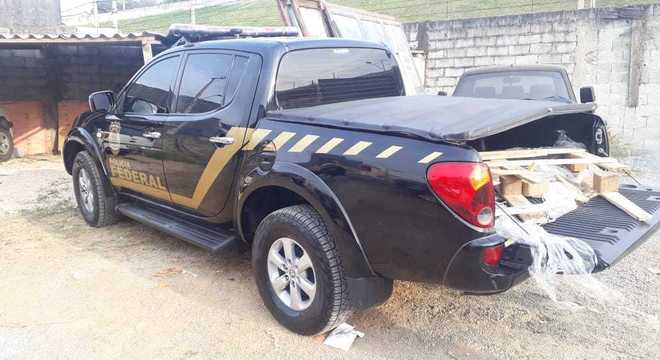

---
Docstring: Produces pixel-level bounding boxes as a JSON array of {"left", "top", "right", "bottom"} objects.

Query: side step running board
[{"left": 116, "top": 203, "right": 239, "bottom": 253}]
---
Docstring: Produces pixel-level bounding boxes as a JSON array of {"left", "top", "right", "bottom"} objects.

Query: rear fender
[{"left": 238, "top": 161, "right": 375, "bottom": 279}]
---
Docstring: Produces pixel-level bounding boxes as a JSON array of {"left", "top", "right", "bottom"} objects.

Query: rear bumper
[{"left": 442, "top": 234, "right": 531, "bottom": 294}]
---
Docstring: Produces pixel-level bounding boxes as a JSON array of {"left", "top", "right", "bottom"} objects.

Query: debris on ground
[
  {"left": 323, "top": 323, "right": 364, "bottom": 351},
  {"left": 649, "top": 267, "right": 660, "bottom": 275}
]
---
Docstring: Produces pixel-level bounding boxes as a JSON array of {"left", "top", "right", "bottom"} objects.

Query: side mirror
[
  {"left": 437, "top": 91, "right": 447, "bottom": 96},
  {"left": 89, "top": 90, "right": 116, "bottom": 112},
  {"left": 580, "top": 86, "right": 595, "bottom": 103}
]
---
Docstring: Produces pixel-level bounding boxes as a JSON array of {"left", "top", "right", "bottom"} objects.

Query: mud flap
[{"left": 541, "top": 184, "right": 660, "bottom": 272}]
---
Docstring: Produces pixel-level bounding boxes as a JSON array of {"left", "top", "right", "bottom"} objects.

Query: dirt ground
[{"left": 1, "top": 156, "right": 659, "bottom": 360}]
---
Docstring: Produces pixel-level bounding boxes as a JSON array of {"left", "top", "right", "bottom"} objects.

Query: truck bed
[{"left": 268, "top": 95, "right": 596, "bottom": 141}]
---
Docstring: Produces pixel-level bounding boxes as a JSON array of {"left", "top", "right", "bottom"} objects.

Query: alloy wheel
[
  {"left": 267, "top": 237, "right": 317, "bottom": 311},
  {"left": 78, "top": 168, "right": 95, "bottom": 213},
  {"left": 0, "top": 132, "right": 9, "bottom": 155}
]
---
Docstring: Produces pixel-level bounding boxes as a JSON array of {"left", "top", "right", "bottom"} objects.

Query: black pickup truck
[{"left": 63, "top": 37, "right": 660, "bottom": 335}]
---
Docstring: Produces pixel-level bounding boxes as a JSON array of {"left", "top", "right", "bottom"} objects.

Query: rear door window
[
  {"left": 275, "top": 48, "right": 404, "bottom": 109},
  {"left": 175, "top": 53, "right": 249, "bottom": 114}
]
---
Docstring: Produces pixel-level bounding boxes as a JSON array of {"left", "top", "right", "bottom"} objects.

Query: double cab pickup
[{"left": 63, "top": 37, "right": 660, "bottom": 335}]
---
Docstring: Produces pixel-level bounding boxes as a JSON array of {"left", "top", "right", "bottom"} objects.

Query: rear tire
[
  {"left": 72, "top": 151, "right": 119, "bottom": 227},
  {"left": 252, "top": 205, "right": 351, "bottom": 335},
  {"left": 0, "top": 128, "right": 13, "bottom": 162}
]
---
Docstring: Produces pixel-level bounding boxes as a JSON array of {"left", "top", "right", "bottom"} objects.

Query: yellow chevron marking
[
  {"left": 272, "top": 131, "right": 296, "bottom": 150},
  {"left": 289, "top": 135, "right": 319, "bottom": 153},
  {"left": 315, "top": 137, "right": 344, "bottom": 154},
  {"left": 376, "top": 145, "right": 402, "bottom": 159},
  {"left": 344, "top": 141, "right": 372, "bottom": 156},
  {"left": 243, "top": 128, "right": 272, "bottom": 150},
  {"left": 418, "top": 151, "right": 444, "bottom": 164}
]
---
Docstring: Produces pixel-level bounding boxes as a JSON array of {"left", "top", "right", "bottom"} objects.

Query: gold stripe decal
[
  {"left": 315, "top": 137, "right": 344, "bottom": 154},
  {"left": 243, "top": 128, "right": 272, "bottom": 150},
  {"left": 376, "top": 145, "right": 402, "bottom": 159},
  {"left": 289, "top": 135, "right": 319, "bottom": 153},
  {"left": 272, "top": 131, "right": 296, "bottom": 150},
  {"left": 344, "top": 141, "right": 372, "bottom": 156},
  {"left": 169, "top": 126, "right": 247, "bottom": 209},
  {"left": 418, "top": 152, "right": 443, "bottom": 164}
]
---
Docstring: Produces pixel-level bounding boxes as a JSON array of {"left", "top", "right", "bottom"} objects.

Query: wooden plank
[
  {"left": 479, "top": 147, "right": 586, "bottom": 161},
  {"left": 572, "top": 152, "right": 628, "bottom": 171},
  {"left": 601, "top": 192, "right": 652, "bottom": 223},
  {"left": 522, "top": 180, "right": 549, "bottom": 197},
  {"left": 503, "top": 194, "right": 544, "bottom": 222},
  {"left": 485, "top": 156, "right": 620, "bottom": 168},
  {"left": 490, "top": 168, "right": 544, "bottom": 184},
  {"left": 567, "top": 163, "right": 588, "bottom": 172},
  {"left": 555, "top": 173, "right": 590, "bottom": 203},
  {"left": 499, "top": 203, "right": 549, "bottom": 216}
]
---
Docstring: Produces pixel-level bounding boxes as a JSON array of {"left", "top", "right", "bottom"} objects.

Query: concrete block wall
[
  {"left": 0, "top": 44, "right": 144, "bottom": 155},
  {"left": 52, "top": 45, "right": 144, "bottom": 100},
  {"left": 404, "top": 5, "right": 660, "bottom": 176}
]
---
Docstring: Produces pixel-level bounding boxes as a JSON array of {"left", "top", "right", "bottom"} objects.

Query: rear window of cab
[{"left": 275, "top": 47, "right": 404, "bottom": 110}]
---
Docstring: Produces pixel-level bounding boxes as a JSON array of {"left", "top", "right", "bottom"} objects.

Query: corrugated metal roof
[{"left": 0, "top": 32, "right": 161, "bottom": 43}]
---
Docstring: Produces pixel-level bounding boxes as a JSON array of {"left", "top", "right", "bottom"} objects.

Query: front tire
[
  {"left": 0, "top": 128, "right": 13, "bottom": 162},
  {"left": 253, "top": 205, "right": 351, "bottom": 335},
  {"left": 72, "top": 151, "right": 119, "bottom": 227}
]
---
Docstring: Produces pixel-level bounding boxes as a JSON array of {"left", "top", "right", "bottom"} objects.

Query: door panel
[
  {"left": 162, "top": 52, "right": 260, "bottom": 218},
  {"left": 105, "top": 115, "right": 170, "bottom": 203},
  {"left": 104, "top": 55, "right": 181, "bottom": 204}
]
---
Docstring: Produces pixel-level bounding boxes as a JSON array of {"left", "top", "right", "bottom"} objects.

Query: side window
[
  {"left": 122, "top": 56, "right": 180, "bottom": 114},
  {"left": 176, "top": 53, "right": 248, "bottom": 114}
]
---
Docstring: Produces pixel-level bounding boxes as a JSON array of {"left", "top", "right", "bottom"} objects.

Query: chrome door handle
[
  {"left": 143, "top": 131, "right": 161, "bottom": 139},
  {"left": 209, "top": 136, "right": 234, "bottom": 145}
]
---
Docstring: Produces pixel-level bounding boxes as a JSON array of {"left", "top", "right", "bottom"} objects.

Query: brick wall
[{"left": 404, "top": 5, "right": 660, "bottom": 177}]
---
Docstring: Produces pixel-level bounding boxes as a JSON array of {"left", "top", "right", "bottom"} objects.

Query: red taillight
[
  {"left": 426, "top": 162, "right": 495, "bottom": 228},
  {"left": 481, "top": 244, "right": 504, "bottom": 267}
]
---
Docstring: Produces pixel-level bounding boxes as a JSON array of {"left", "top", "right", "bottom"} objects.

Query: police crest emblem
[{"left": 109, "top": 121, "right": 121, "bottom": 156}]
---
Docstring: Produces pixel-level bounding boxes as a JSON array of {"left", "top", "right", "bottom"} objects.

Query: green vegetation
[{"left": 108, "top": 0, "right": 660, "bottom": 33}]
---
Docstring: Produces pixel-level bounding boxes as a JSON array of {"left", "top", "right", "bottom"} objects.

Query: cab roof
[{"left": 158, "top": 37, "right": 390, "bottom": 58}]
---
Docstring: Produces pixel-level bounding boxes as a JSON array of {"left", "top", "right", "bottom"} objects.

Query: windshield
[
  {"left": 453, "top": 70, "right": 572, "bottom": 102},
  {"left": 275, "top": 47, "right": 404, "bottom": 109}
]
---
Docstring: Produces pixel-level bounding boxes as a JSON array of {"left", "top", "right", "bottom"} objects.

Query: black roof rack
[{"left": 158, "top": 23, "right": 300, "bottom": 47}]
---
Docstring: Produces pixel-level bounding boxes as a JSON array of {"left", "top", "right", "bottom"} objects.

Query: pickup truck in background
[
  {"left": 451, "top": 65, "right": 609, "bottom": 157},
  {"left": 62, "top": 35, "right": 660, "bottom": 335}
]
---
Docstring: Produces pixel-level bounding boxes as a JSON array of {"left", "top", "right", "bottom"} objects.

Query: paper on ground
[{"left": 323, "top": 323, "right": 364, "bottom": 351}]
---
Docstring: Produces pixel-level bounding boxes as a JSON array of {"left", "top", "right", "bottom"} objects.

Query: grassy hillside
[{"left": 110, "top": 0, "right": 659, "bottom": 33}]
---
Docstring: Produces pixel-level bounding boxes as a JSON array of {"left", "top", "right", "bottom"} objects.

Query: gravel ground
[{"left": 1, "top": 156, "right": 659, "bottom": 359}]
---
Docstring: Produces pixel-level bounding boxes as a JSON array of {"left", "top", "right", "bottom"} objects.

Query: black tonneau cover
[{"left": 268, "top": 95, "right": 596, "bottom": 141}]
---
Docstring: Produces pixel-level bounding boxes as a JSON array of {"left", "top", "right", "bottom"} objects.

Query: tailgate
[{"left": 542, "top": 184, "right": 660, "bottom": 272}]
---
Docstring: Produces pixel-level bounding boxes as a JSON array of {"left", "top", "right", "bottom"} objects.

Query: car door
[
  {"left": 103, "top": 55, "right": 182, "bottom": 204},
  {"left": 161, "top": 51, "right": 260, "bottom": 218}
]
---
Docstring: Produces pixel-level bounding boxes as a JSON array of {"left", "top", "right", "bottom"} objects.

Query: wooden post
[
  {"left": 141, "top": 39, "right": 153, "bottom": 64},
  {"left": 43, "top": 45, "right": 61, "bottom": 154}
]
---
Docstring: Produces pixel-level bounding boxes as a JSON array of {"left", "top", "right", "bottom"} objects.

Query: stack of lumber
[{"left": 480, "top": 147, "right": 652, "bottom": 223}]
